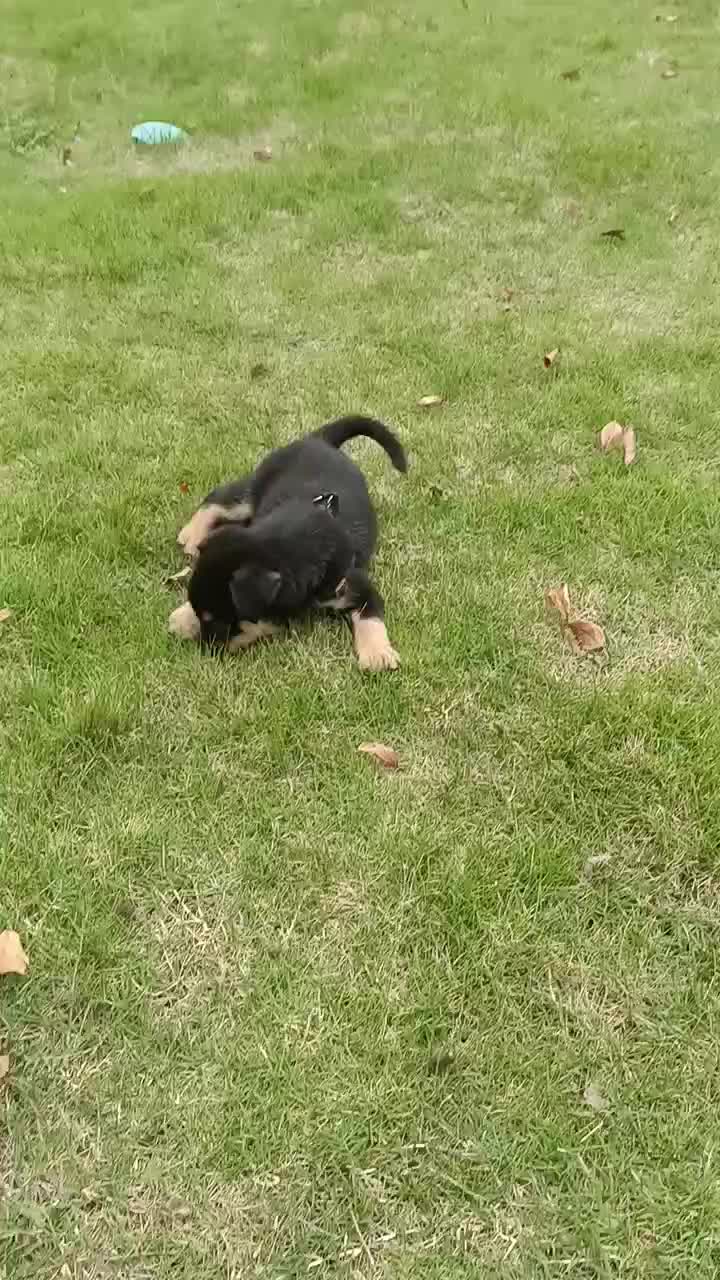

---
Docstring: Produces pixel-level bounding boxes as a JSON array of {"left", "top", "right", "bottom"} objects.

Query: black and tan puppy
[{"left": 169, "top": 415, "right": 406, "bottom": 671}]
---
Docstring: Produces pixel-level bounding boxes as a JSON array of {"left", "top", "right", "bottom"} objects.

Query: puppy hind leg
[{"left": 177, "top": 500, "right": 253, "bottom": 556}]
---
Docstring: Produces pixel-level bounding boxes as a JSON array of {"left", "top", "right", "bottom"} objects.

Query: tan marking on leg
[
  {"left": 352, "top": 612, "right": 400, "bottom": 672},
  {"left": 318, "top": 578, "right": 352, "bottom": 611},
  {"left": 226, "top": 620, "right": 282, "bottom": 653},
  {"left": 177, "top": 501, "right": 252, "bottom": 556},
  {"left": 168, "top": 601, "right": 201, "bottom": 641}
]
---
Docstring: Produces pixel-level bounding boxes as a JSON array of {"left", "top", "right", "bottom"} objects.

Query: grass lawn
[{"left": 4, "top": 0, "right": 720, "bottom": 1274}]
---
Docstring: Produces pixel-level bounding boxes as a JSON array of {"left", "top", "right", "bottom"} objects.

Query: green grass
[{"left": 3, "top": 0, "right": 720, "bottom": 1274}]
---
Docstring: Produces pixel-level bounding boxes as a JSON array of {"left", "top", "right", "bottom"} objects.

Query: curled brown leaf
[
  {"left": 358, "top": 742, "right": 400, "bottom": 770},
  {"left": 0, "top": 931, "right": 29, "bottom": 976},
  {"left": 545, "top": 586, "right": 607, "bottom": 657},
  {"left": 566, "top": 620, "right": 606, "bottom": 653},
  {"left": 545, "top": 584, "right": 571, "bottom": 624},
  {"left": 543, "top": 348, "right": 560, "bottom": 370}
]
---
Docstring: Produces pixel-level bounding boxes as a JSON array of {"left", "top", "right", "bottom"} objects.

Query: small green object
[{"left": 131, "top": 121, "right": 188, "bottom": 145}]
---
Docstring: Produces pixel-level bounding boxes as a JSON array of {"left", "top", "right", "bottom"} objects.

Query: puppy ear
[
  {"left": 229, "top": 567, "right": 248, "bottom": 615},
  {"left": 229, "top": 567, "right": 282, "bottom": 613}
]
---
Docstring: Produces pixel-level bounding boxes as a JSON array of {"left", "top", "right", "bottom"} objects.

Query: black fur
[{"left": 187, "top": 415, "right": 406, "bottom": 653}]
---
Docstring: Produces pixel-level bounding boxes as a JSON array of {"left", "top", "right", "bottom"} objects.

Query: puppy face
[{"left": 187, "top": 567, "right": 235, "bottom": 652}]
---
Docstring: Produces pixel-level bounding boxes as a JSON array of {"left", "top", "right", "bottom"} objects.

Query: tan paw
[
  {"left": 178, "top": 501, "right": 252, "bottom": 556},
  {"left": 352, "top": 615, "right": 400, "bottom": 672},
  {"left": 168, "top": 601, "right": 200, "bottom": 641},
  {"left": 358, "top": 641, "right": 400, "bottom": 672}
]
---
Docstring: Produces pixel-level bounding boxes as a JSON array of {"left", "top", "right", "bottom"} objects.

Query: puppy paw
[
  {"left": 168, "top": 601, "right": 200, "bottom": 641},
  {"left": 353, "top": 615, "right": 400, "bottom": 672},
  {"left": 177, "top": 523, "right": 191, "bottom": 551},
  {"left": 358, "top": 642, "right": 400, "bottom": 672},
  {"left": 178, "top": 501, "right": 253, "bottom": 557},
  {"left": 177, "top": 508, "right": 216, "bottom": 557}
]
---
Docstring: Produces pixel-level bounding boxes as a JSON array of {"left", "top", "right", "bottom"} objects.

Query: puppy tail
[{"left": 315, "top": 415, "right": 407, "bottom": 474}]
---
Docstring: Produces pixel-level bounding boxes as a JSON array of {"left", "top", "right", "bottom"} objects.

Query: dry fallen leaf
[
  {"left": 0, "top": 1055, "right": 9, "bottom": 1083},
  {"left": 253, "top": 145, "right": 273, "bottom": 162},
  {"left": 0, "top": 608, "right": 12, "bottom": 624},
  {"left": 417, "top": 394, "right": 444, "bottom": 408},
  {"left": 358, "top": 742, "right": 400, "bottom": 770},
  {"left": 543, "top": 348, "right": 560, "bottom": 370},
  {"left": 0, "top": 931, "right": 29, "bottom": 976},
  {"left": 599, "top": 421, "right": 637, "bottom": 466},
  {"left": 179, "top": 481, "right": 190, "bottom": 495},
  {"left": 601, "top": 228, "right": 625, "bottom": 241},
  {"left": 600, "top": 421, "right": 624, "bottom": 452},
  {"left": 545, "top": 586, "right": 607, "bottom": 657},
  {"left": 545, "top": 584, "right": 571, "bottom": 624},
  {"left": 567, "top": 620, "right": 606, "bottom": 653},
  {"left": 583, "top": 1082, "right": 610, "bottom": 1112},
  {"left": 165, "top": 566, "right": 193, "bottom": 586}
]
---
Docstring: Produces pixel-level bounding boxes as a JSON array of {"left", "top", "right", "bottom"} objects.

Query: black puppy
[{"left": 169, "top": 415, "right": 406, "bottom": 671}]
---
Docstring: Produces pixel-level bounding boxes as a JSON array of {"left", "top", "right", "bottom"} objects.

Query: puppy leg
[
  {"left": 168, "top": 600, "right": 201, "bottom": 641},
  {"left": 332, "top": 569, "right": 400, "bottom": 672},
  {"left": 226, "top": 620, "right": 283, "bottom": 654},
  {"left": 178, "top": 500, "right": 253, "bottom": 556}
]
